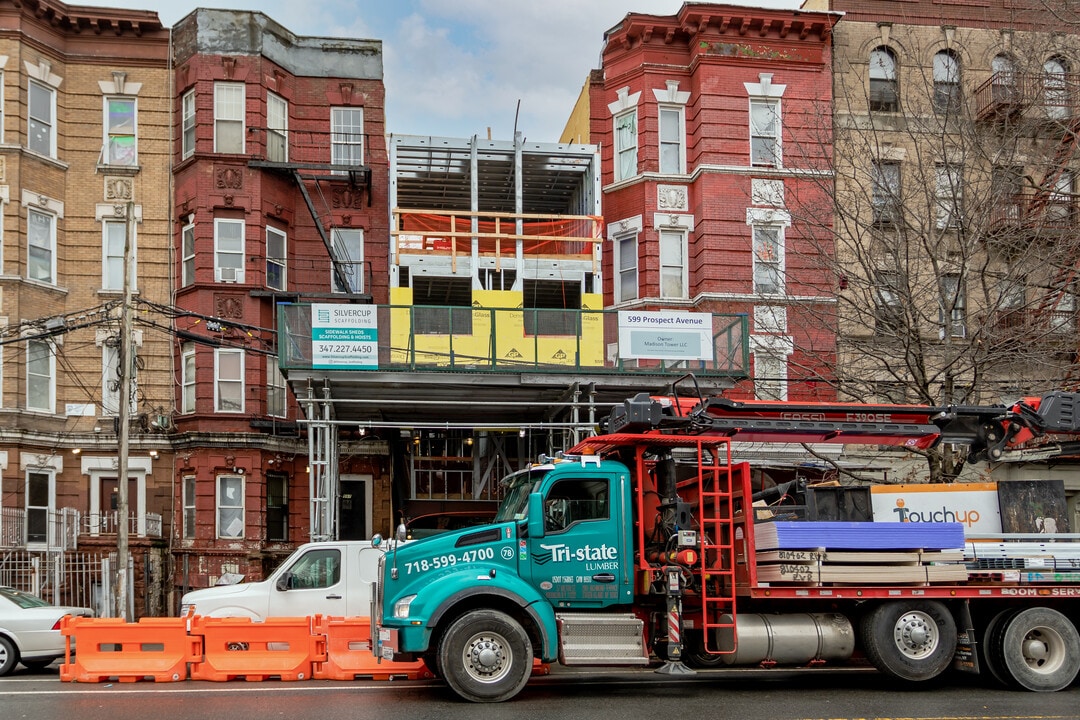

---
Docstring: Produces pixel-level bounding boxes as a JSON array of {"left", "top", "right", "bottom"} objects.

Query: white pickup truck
[{"left": 179, "top": 541, "right": 385, "bottom": 620}]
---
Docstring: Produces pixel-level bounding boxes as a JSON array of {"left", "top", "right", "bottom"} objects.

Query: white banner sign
[
  {"left": 870, "top": 482, "right": 1002, "bottom": 535},
  {"left": 311, "top": 304, "right": 378, "bottom": 370},
  {"left": 617, "top": 310, "right": 713, "bottom": 361}
]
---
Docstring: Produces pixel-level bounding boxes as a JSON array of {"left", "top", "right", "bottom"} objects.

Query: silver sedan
[{"left": 0, "top": 586, "right": 94, "bottom": 675}]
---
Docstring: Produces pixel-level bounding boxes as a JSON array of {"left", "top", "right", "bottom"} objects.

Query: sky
[{"left": 77, "top": 0, "right": 802, "bottom": 142}]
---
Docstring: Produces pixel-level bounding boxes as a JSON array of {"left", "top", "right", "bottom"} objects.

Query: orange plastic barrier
[
  {"left": 59, "top": 616, "right": 200, "bottom": 682},
  {"left": 189, "top": 616, "right": 323, "bottom": 681},
  {"left": 312, "top": 616, "right": 432, "bottom": 681}
]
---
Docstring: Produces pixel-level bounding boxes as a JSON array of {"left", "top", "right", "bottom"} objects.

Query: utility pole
[{"left": 114, "top": 200, "right": 135, "bottom": 619}]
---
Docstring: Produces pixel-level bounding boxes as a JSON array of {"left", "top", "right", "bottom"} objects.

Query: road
[{"left": 2, "top": 664, "right": 1077, "bottom": 720}]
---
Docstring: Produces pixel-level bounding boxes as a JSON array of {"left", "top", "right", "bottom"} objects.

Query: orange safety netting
[{"left": 398, "top": 212, "right": 602, "bottom": 257}]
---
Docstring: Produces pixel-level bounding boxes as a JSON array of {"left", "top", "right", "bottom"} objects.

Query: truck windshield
[{"left": 494, "top": 467, "right": 549, "bottom": 522}]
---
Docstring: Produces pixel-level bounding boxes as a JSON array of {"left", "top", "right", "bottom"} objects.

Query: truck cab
[
  {"left": 180, "top": 540, "right": 384, "bottom": 620},
  {"left": 372, "top": 455, "right": 638, "bottom": 702}
]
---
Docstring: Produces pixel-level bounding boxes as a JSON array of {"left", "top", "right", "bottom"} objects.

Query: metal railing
[
  {"left": 249, "top": 254, "right": 372, "bottom": 295},
  {"left": 990, "top": 193, "right": 1075, "bottom": 231},
  {"left": 243, "top": 128, "right": 370, "bottom": 168},
  {"left": 975, "top": 71, "right": 1080, "bottom": 121},
  {"left": 84, "top": 511, "right": 163, "bottom": 539},
  {"left": 280, "top": 303, "right": 749, "bottom": 378}
]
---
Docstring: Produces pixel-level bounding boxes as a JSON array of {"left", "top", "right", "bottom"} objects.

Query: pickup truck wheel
[
  {"left": 438, "top": 609, "right": 532, "bottom": 703},
  {"left": 997, "top": 607, "right": 1080, "bottom": 692},
  {"left": 861, "top": 600, "right": 956, "bottom": 682}
]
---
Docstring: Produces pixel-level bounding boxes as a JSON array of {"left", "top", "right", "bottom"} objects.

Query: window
[
  {"left": 754, "top": 353, "right": 787, "bottom": 401},
  {"left": 933, "top": 51, "right": 961, "bottom": 115},
  {"left": 872, "top": 161, "right": 901, "bottom": 225},
  {"left": 267, "top": 472, "right": 288, "bottom": 542},
  {"left": 1050, "top": 290, "right": 1077, "bottom": 333},
  {"left": 869, "top": 47, "right": 899, "bottom": 112},
  {"left": 659, "top": 105, "right": 684, "bottom": 174},
  {"left": 214, "top": 218, "right": 244, "bottom": 283},
  {"left": 659, "top": 229, "right": 687, "bottom": 299},
  {"left": 266, "top": 226, "right": 286, "bottom": 291},
  {"left": 992, "top": 165, "right": 1024, "bottom": 221},
  {"left": 543, "top": 478, "right": 609, "bottom": 533},
  {"left": 614, "top": 233, "right": 638, "bottom": 303},
  {"left": 181, "top": 342, "right": 195, "bottom": 413},
  {"left": 216, "top": 475, "right": 244, "bottom": 539},
  {"left": 934, "top": 164, "right": 962, "bottom": 229},
  {"left": 27, "top": 339, "right": 54, "bottom": 412},
  {"left": 331, "top": 107, "right": 363, "bottom": 170},
  {"left": 181, "top": 220, "right": 195, "bottom": 287},
  {"left": 214, "top": 83, "right": 245, "bottom": 153},
  {"left": 28, "top": 208, "right": 55, "bottom": 284},
  {"left": 182, "top": 475, "right": 196, "bottom": 540},
  {"left": 614, "top": 110, "right": 637, "bottom": 181},
  {"left": 182, "top": 89, "right": 196, "bottom": 159},
  {"left": 25, "top": 470, "right": 53, "bottom": 545},
  {"left": 28, "top": 79, "right": 55, "bottom": 157},
  {"left": 267, "top": 93, "right": 287, "bottom": 162},
  {"left": 750, "top": 99, "right": 780, "bottom": 166},
  {"left": 1045, "top": 57, "right": 1069, "bottom": 120},
  {"left": 285, "top": 549, "right": 341, "bottom": 589},
  {"left": 330, "top": 228, "right": 363, "bottom": 293},
  {"left": 939, "top": 274, "right": 966, "bottom": 338},
  {"left": 992, "top": 54, "right": 1017, "bottom": 104},
  {"left": 267, "top": 355, "right": 286, "bottom": 418},
  {"left": 1048, "top": 170, "right": 1074, "bottom": 225},
  {"left": 103, "top": 220, "right": 134, "bottom": 290},
  {"left": 753, "top": 225, "right": 784, "bottom": 295},
  {"left": 215, "top": 348, "right": 244, "bottom": 413},
  {"left": 0, "top": 71, "right": 5, "bottom": 143},
  {"left": 102, "top": 344, "right": 120, "bottom": 415},
  {"left": 875, "top": 270, "right": 904, "bottom": 335},
  {"left": 104, "top": 97, "right": 136, "bottom": 166}
]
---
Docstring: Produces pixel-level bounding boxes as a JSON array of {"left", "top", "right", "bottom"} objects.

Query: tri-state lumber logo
[{"left": 533, "top": 542, "right": 618, "bottom": 566}]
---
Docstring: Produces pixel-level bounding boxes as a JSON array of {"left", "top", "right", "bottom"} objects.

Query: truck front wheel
[
  {"left": 861, "top": 600, "right": 956, "bottom": 682},
  {"left": 438, "top": 609, "right": 533, "bottom": 703}
]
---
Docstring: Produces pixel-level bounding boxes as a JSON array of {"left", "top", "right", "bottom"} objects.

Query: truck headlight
[
  {"left": 180, "top": 603, "right": 195, "bottom": 616},
  {"left": 393, "top": 594, "right": 416, "bottom": 619}
]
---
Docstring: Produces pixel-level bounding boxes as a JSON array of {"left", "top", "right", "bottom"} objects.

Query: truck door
[
  {"left": 525, "top": 473, "right": 628, "bottom": 608},
  {"left": 267, "top": 545, "right": 347, "bottom": 617}
]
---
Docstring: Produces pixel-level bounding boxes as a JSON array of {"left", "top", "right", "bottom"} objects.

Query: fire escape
[
  {"left": 248, "top": 128, "right": 373, "bottom": 300},
  {"left": 247, "top": 127, "right": 374, "bottom": 541},
  {"left": 976, "top": 68, "right": 1080, "bottom": 363}
]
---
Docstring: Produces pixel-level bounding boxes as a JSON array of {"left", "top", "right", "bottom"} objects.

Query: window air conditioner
[{"left": 218, "top": 267, "right": 243, "bottom": 283}]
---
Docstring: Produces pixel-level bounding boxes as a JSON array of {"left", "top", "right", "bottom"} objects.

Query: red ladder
[{"left": 695, "top": 440, "right": 739, "bottom": 655}]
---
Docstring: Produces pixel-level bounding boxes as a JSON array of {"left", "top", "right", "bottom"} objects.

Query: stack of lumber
[{"left": 754, "top": 521, "right": 968, "bottom": 585}]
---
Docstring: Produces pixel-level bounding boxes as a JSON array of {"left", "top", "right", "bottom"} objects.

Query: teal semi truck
[{"left": 370, "top": 386, "right": 1080, "bottom": 702}]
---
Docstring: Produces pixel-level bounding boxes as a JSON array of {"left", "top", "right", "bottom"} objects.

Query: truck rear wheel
[
  {"left": 980, "top": 609, "right": 1016, "bottom": 687},
  {"left": 860, "top": 600, "right": 956, "bottom": 682},
  {"left": 995, "top": 607, "right": 1080, "bottom": 692},
  {"left": 438, "top": 609, "right": 532, "bottom": 703}
]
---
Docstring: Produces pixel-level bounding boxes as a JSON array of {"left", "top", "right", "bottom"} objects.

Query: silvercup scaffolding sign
[
  {"left": 617, "top": 310, "right": 713, "bottom": 361},
  {"left": 311, "top": 303, "right": 378, "bottom": 369}
]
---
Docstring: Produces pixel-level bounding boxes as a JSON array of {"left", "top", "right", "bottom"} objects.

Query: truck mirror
[
  {"left": 275, "top": 572, "right": 292, "bottom": 591},
  {"left": 527, "top": 492, "right": 545, "bottom": 539}
]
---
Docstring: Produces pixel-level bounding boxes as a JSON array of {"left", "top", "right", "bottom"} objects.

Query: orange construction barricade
[
  {"left": 312, "top": 616, "right": 432, "bottom": 681},
  {"left": 190, "top": 616, "right": 323, "bottom": 681},
  {"left": 59, "top": 616, "right": 200, "bottom": 683}
]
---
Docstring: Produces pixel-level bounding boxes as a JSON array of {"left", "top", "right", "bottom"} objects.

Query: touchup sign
[{"left": 870, "top": 482, "right": 1002, "bottom": 535}]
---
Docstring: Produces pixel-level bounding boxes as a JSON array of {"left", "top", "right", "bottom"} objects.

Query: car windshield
[
  {"left": 494, "top": 468, "right": 549, "bottom": 522},
  {"left": 0, "top": 587, "right": 51, "bottom": 609}
]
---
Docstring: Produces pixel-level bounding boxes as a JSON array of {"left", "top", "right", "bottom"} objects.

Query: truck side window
[
  {"left": 544, "top": 478, "right": 608, "bottom": 533},
  {"left": 287, "top": 548, "right": 341, "bottom": 589}
]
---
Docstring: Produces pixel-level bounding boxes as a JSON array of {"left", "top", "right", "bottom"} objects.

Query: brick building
[
  {"left": 0, "top": 0, "right": 173, "bottom": 615},
  {"left": 169, "top": 9, "right": 388, "bottom": 596},
  {"left": 574, "top": 3, "right": 839, "bottom": 403}
]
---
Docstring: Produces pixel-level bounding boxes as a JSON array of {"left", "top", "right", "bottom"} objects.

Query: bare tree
[{"left": 785, "top": 25, "right": 1080, "bottom": 481}]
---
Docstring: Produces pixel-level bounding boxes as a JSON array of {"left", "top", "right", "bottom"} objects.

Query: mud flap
[{"left": 952, "top": 600, "right": 980, "bottom": 675}]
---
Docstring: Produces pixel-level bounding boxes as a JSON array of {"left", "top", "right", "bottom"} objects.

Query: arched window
[
  {"left": 870, "top": 47, "right": 899, "bottom": 112},
  {"left": 1045, "top": 56, "right": 1069, "bottom": 120},
  {"left": 991, "top": 54, "right": 1017, "bottom": 103},
  {"left": 933, "top": 50, "right": 961, "bottom": 114}
]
